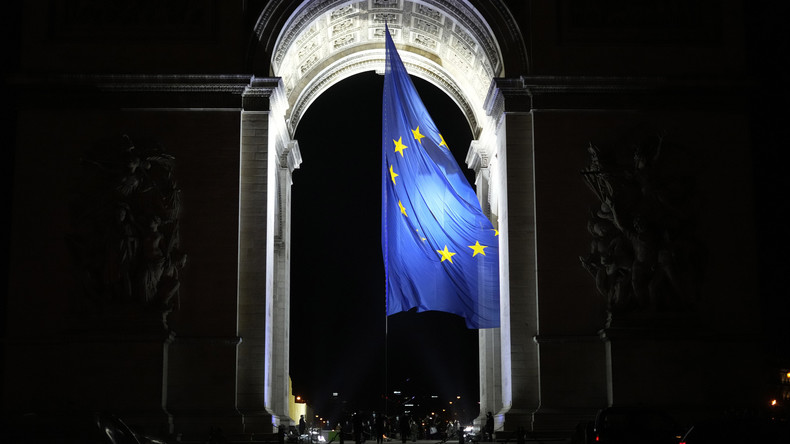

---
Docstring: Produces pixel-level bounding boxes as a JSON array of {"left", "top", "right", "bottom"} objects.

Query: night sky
[{"left": 290, "top": 71, "right": 481, "bottom": 422}]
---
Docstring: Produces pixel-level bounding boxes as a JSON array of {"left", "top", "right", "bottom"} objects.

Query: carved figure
[
  {"left": 580, "top": 133, "right": 700, "bottom": 320},
  {"left": 68, "top": 135, "right": 185, "bottom": 327}
]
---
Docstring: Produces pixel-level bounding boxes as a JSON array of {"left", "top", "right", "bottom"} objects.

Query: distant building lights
[{"left": 394, "top": 390, "right": 402, "bottom": 394}]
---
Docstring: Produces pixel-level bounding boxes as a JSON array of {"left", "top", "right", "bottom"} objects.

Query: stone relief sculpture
[
  {"left": 68, "top": 135, "right": 186, "bottom": 328},
  {"left": 580, "top": 132, "right": 702, "bottom": 324}
]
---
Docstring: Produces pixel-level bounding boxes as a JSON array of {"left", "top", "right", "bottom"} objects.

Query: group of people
[
  {"left": 320, "top": 411, "right": 499, "bottom": 444},
  {"left": 328, "top": 412, "right": 470, "bottom": 444}
]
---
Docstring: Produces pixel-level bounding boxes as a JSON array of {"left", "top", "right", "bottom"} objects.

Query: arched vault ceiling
[{"left": 269, "top": 0, "right": 504, "bottom": 135}]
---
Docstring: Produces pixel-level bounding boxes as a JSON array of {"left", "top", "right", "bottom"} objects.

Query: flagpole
[
  {"left": 383, "top": 19, "right": 389, "bottom": 424},
  {"left": 384, "top": 306, "right": 389, "bottom": 421}
]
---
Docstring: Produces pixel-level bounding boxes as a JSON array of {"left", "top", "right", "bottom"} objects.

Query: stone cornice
[
  {"left": 285, "top": 140, "right": 303, "bottom": 175},
  {"left": 532, "top": 335, "right": 601, "bottom": 344},
  {"left": 242, "top": 76, "right": 288, "bottom": 112},
  {"left": 12, "top": 73, "right": 252, "bottom": 91},
  {"left": 10, "top": 74, "right": 256, "bottom": 109},
  {"left": 171, "top": 335, "right": 243, "bottom": 346},
  {"left": 465, "top": 140, "right": 484, "bottom": 174},
  {"left": 485, "top": 75, "right": 748, "bottom": 112}
]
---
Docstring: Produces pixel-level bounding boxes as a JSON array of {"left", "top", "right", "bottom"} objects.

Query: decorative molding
[
  {"left": 484, "top": 77, "right": 520, "bottom": 121},
  {"left": 413, "top": 3, "right": 443, "bottom": 22},
  {"left": 372, "top": 26, "right": 400, "bottom": 40},
  {"left": 330, "top": 4, "right": 356, "bottom": 21},
  {"left": 333, "top": 33, "right": 358, "bottom": 51},
  {"left": 373, "top": 12, "right": 401, "bottom": 25},
  {"left": 412, "top": 33, "right": 438, "bottom": 50},
  {"left": 371, "top": 0, "right": 401, "bottom": 9},
  {"left": 172, "top": 336, "right": 243, "bottom": 346},
  {"left": 286, "top": 141, "right": 303, "bottom": 175},
  {"left": 23, "top": 74, "right": 252, "bottom": 92},
  {"left": 533, "top": 335, "right": 601, "bottom": 344},
  {"left": 413, "top": 17, "right": 442, "bottom": 37},
  {"left": 465, "top": 140, "right": 485, "bottom": 174},
  {"left": 288, "top": 52, "right": 476, "bottom": 134},
  {"left": 242, "top": 76, "right": 288, "bottom": 112},
  {"left": 264, "top": 0, "right": 503, "bottom": 135}
]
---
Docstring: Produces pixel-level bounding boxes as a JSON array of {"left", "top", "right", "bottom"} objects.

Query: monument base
[{"left": 600, "top": 311, "right": 764, "bottom": 426}]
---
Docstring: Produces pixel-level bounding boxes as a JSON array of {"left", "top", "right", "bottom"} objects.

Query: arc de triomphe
[{"left": 246, "top": 0, "right": 536, "bottom": 434}]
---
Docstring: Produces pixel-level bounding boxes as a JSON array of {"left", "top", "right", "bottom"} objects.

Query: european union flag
[{"left": 381, "top": 25, "right": 500, "bottom": 329}]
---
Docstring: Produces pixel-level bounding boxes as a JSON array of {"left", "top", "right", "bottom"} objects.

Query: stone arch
[
  {"left": 240, "top": 0, "right": 533, "bottom": 433},
  {"left": 249, "top": 0, "right": 528, "bottom": 79},
  {"left": 256, "top": 0, "right": 511, "bottom": 136}
]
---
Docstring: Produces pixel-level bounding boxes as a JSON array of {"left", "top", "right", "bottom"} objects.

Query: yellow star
[
  {"left": 468, "top": 241, "right": 487, "bottom": 257},
  {"left": 439, "top": 134, "right": 448, "bottom": 149},
  {"left": 398, "top": 200, "right": 408, "bottom": 217},
  {"left": 389, "top": 164, "right": 398, "bottom": 185},
  {"left": 436, "top": 245, "right": 457, "bottom": 263},
  {"left": 412, "top": 126, "right": 425, "bottom": 144},
  {"left": 492, "top": 228, "right": 499, "bottom": 236},
  {"left": 393, "top": 137, "right": 408, "bottom": 157}
]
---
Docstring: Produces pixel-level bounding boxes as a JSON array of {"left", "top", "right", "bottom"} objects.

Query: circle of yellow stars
[{"left": 388, "top": 125, "right": 498, "bottom": 264}]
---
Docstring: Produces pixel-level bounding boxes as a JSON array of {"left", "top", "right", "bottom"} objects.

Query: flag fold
[{"left": 381, "top": 25, "right": 500, "bottom": 329}]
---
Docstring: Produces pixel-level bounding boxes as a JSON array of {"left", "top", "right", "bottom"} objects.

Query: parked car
[{"left": 590, "top": 407, "right": 684, "bottom": 444}]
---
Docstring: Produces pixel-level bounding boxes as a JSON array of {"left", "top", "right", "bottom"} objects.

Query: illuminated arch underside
[{"left": 271, "top": 0, "right": 504, "bottom": 135}]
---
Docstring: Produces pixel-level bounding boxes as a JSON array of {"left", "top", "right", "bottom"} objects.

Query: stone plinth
[
  {"left": 599, "top": 312, "right": 764, "bottom": 425},
  {"left": 64, "top": 310, "right": 175, "bottom": 438}
]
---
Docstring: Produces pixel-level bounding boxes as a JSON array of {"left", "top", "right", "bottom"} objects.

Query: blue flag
[{"left": 381, "top": 25, "right": 500, "bottom": 329}]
